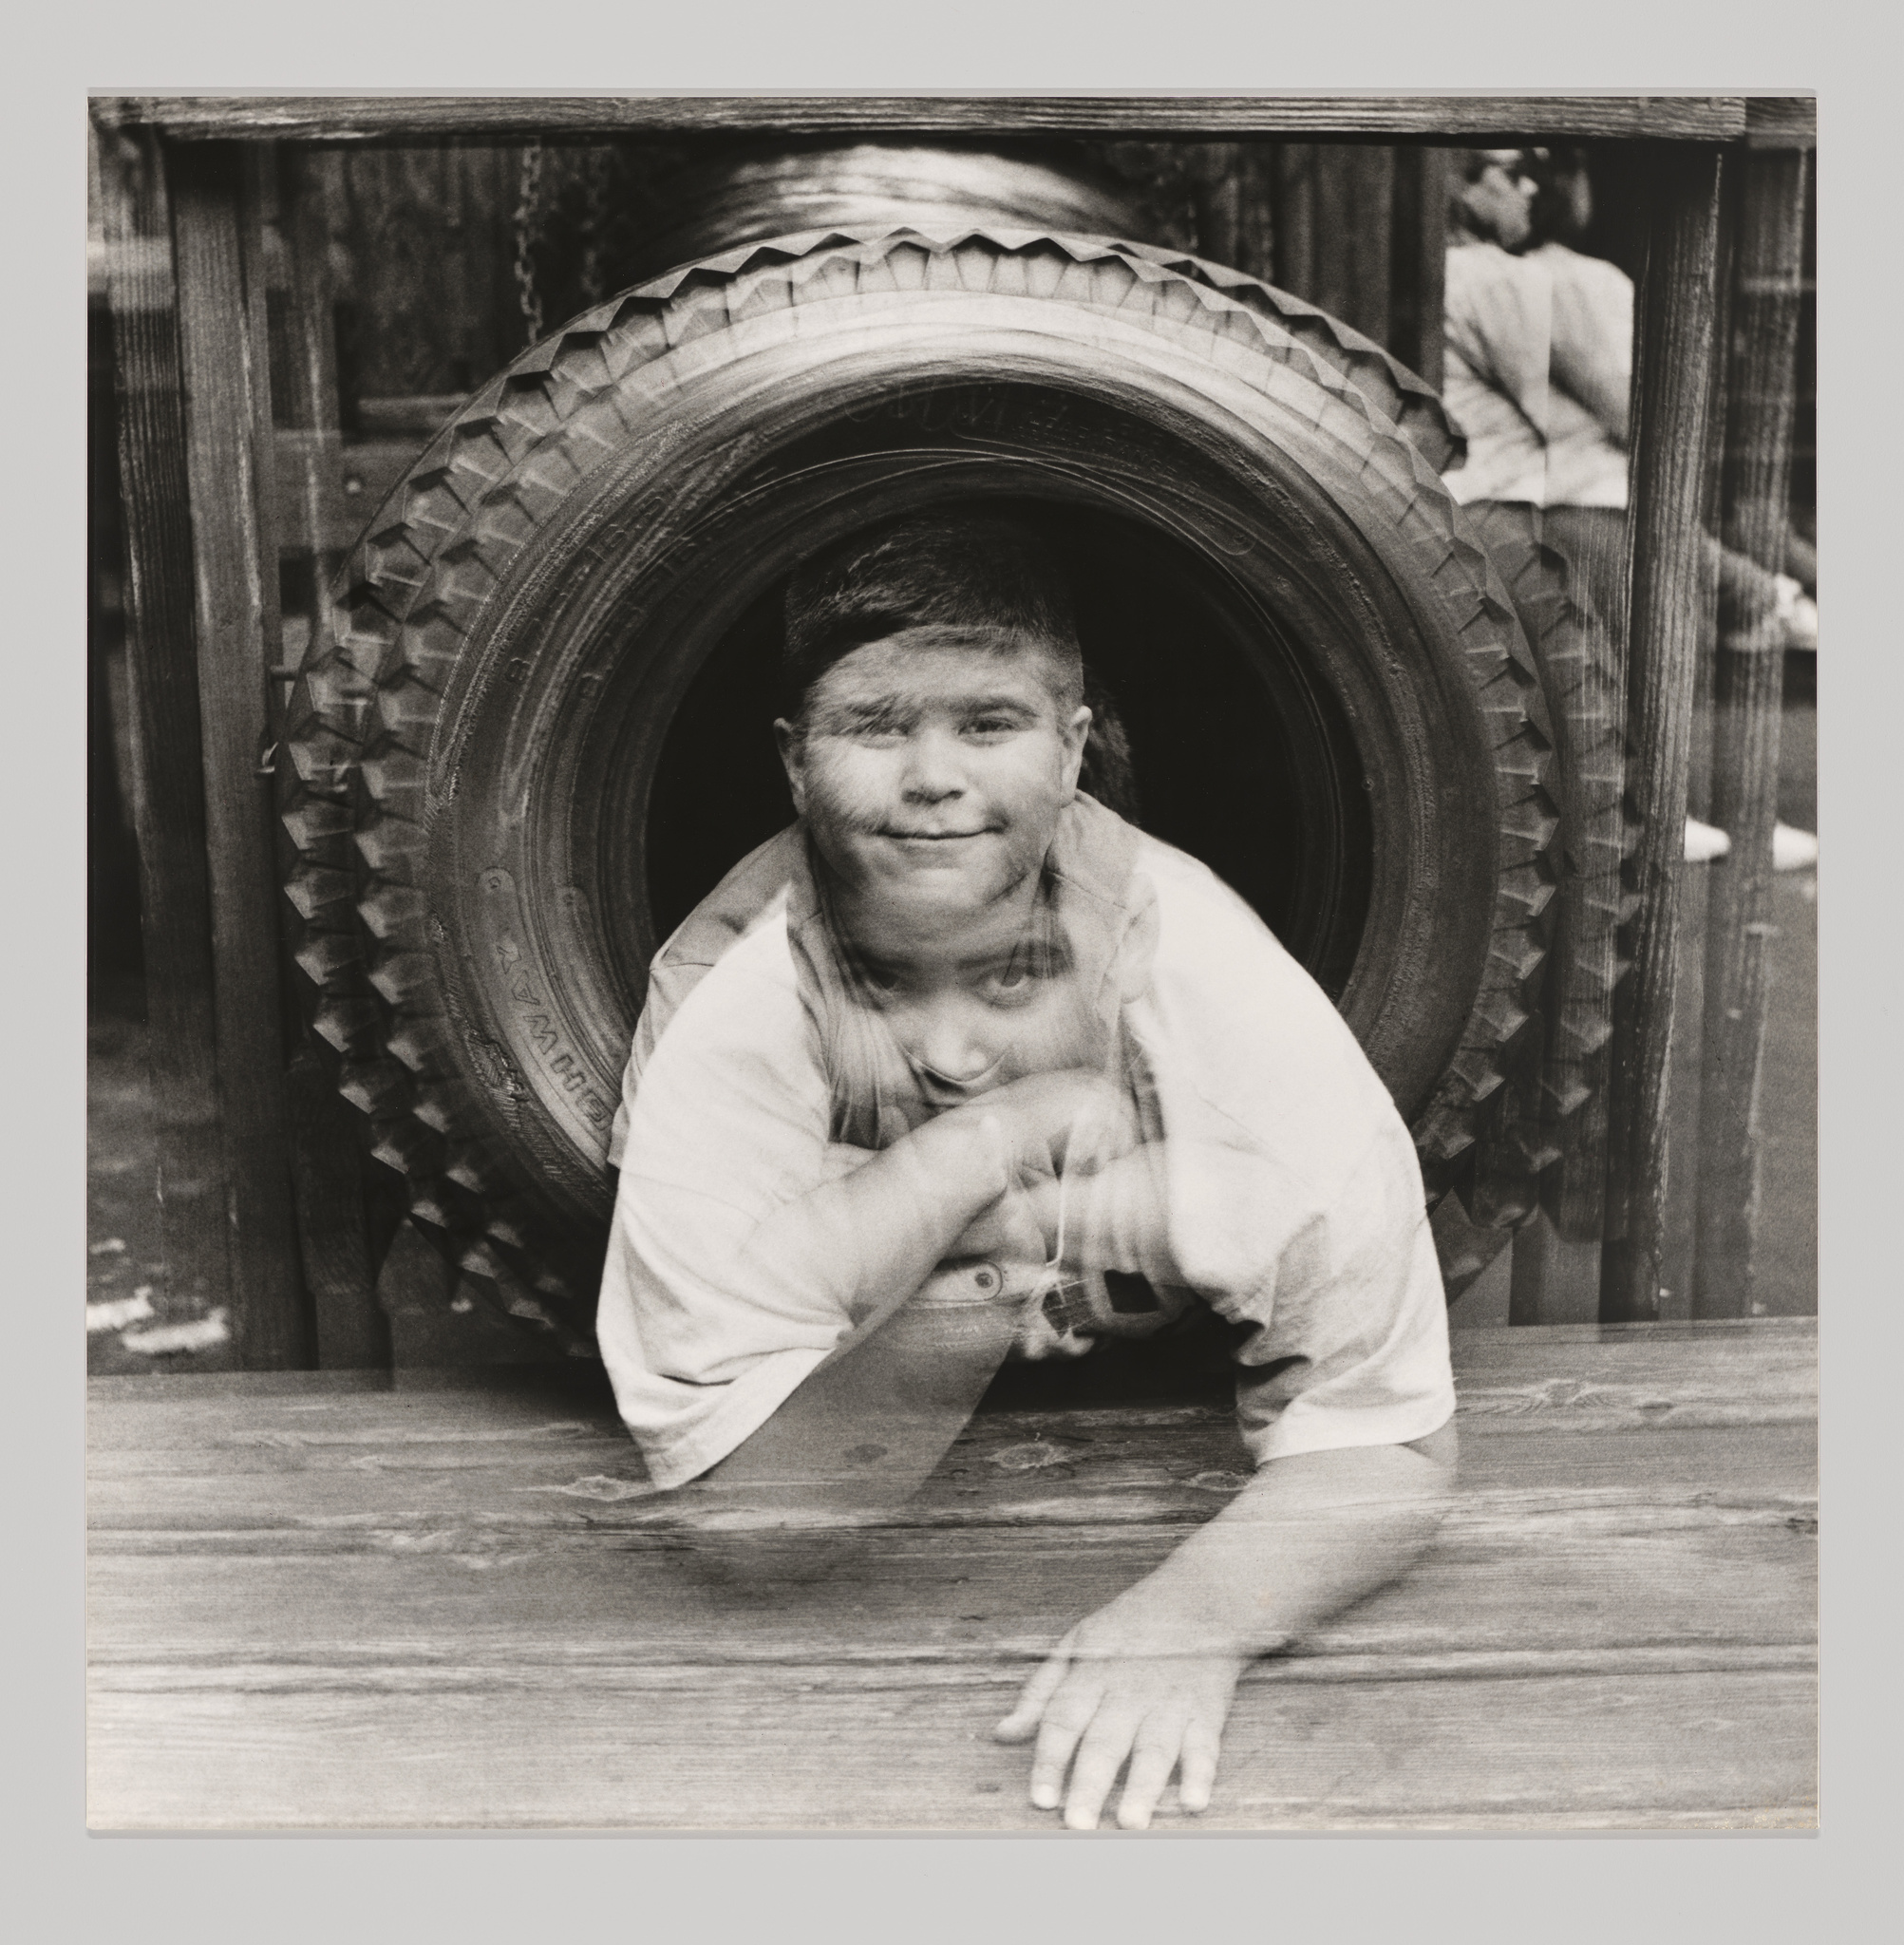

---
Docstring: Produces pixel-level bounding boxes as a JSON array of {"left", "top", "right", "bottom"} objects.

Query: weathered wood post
[
  {"left": 1690, "top": 144, "right": 1812, "bottom": 1316},
  {"left": 269, "top": 144, "right": 394, "bottom": 1369},
  {"left": 1599, "top": 142, "right": 1725, "bottom": 1323},
  {"left": 167, "top": 140, "right": 312, "bottom": 1368},
  {"left": 99, "top": 127, "right": 236, "bottom": 1345}
]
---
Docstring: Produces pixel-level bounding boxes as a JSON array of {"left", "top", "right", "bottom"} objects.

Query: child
[{"left": 599, "top": 510, "right": 1458, "bottom": 1829}]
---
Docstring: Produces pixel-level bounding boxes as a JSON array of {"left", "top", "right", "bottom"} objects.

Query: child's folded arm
[{"left": 735, "top": 1111, "right": 1014, "bottom": 1323}]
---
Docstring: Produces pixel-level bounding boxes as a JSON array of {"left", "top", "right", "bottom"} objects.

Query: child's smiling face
[{"left": 778, "top": 634, "right": 1095, "bottom": 1088}]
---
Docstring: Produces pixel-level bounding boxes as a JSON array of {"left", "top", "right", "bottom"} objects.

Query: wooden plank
[
  {"left": 1692, "top": 148, "right": 1811, "bottom": 1318},
  {"left": 1743, "top": 98, "right": 1818, "bottom": 150},
  {"left": 1186, "top": 142, "right": 1276, "bottom": 286},
  {"left": 82, "top": 1317, "right": 1815, "bottom": 1406},
  {"left": 1270, "top": 142, "right": 1318, "bottom": 296},
  {"left": 96, "top": 125, "right": 236, "bottom": 1347},
  {"left": 84, "top": 1318, "right": 1818, "bottom": 1434},
  {"left": 90, "top": 95, "right": 1753, "bottom": 145},
  {"left": 1598, "top": 145, "right": 1724, "bottom": 1323},
  {"left": 168, "top": 142, "right": 311, "bottom": 1369},
  {"left": 82, "top": 1407, "right": 1817, "bottom": 1526},
  {"left": 1386, "top": 144, "right": 1448, "bottom": 387},
  {"left": 85, "top": 1666, "right": 1815, "bottom": 1830},
  {"left": 85, "top": 1499, "right": 1819, "bottom": 1674},
  {"left": 1308, "top": 144, "right": 1394, "bottom": 345}
]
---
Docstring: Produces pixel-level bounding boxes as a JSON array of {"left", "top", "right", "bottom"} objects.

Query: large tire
[
  {"left": 283, "top": 226, "right": 1556, "bottom": 1340},
  {"left": 610, "top": 144, "right": 1464, "bottom": 473}
]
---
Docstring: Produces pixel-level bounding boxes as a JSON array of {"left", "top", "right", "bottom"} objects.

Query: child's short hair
[{"left": 782, "top": 509, "right": 1084, "bottom": 717}]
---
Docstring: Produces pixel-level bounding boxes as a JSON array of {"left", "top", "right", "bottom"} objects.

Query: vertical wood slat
[
  {"left": 1271, "top": 143, "right": 1317, "bottom": 297},
  {"left": 1310, "top": 146, "right": 1395, "bottom": 345},
  {"left": 1271, "top": 143, "right": 1395, "bottom": 348},
  {"left": 168, "top": 141, "right": 312, "bottom": 1369},
  {"left": 1599, "top": 143, "right": 1725, "bottom": 1324},
  {"left": 1691, "top": 146, "right": 1812, "bottom": 1317},
  {"left": 98, "top": 128, "right": 236, "bottom": 1344},
  {"left": 1188, "top": 142, "right": 1276, "bottom": 285},
  {"left": 271, "top": 145, "right": 394, "bottom": 1369},
  {"left": 1387, "top": 145, "right": 1448, "bottom": 388}
]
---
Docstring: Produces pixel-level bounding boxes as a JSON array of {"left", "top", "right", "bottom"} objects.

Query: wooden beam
[
  {"left": 90, "top": 94, "right": 1753, "bottom": 145},
  {"left": 1743, "top": 99, "right": 1819, "bottom": 150},
  {"left": 168, "top": 141, "right": 312, "bottom": 1369},
  {"left": 97, "top": 127, "right": 236, "bottom": 1347},
  {"left": 1599, "top": 145, "right": 1725, "bottom": 1324},
  {"left": 1691, "top": 148, "right": 1811, "bottom": 1318}
]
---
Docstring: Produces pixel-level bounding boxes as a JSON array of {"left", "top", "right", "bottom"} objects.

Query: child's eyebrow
[
  {"left": 956, "top": 694, "right": 1038, "bottom": 719},
  {"left": 827, "top": 697, "right": 920, "bottom": 733}
]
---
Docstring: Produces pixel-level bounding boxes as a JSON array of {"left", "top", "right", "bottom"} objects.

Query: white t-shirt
[
  {"left": 599, "top": 808, "right": 1455, "bottom": 1489},
  {"left": 1442, "top": 239, "right": 1631, "bottom": 511}
]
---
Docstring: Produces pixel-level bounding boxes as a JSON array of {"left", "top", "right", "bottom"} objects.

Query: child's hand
[
  {"left": 955, "top": 1069, "right": 1139, "bottom": 1184},
  {"left": 992, "top": 1577, "right": 1250, "bottom": 1830},
  {"left": 945, "top": 1184, "right": 1048, "bottom": 1269}
]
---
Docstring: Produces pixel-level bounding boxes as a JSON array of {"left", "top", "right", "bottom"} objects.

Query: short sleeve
[
  {"left": 595, "top": 914, "right": 857, "bottom": 1487},
  {"left": 1127, "top": 839, "right": 1457, "bottom": 1465}
]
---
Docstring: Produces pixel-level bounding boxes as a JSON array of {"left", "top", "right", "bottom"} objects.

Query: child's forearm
[
  {"left": 1131, "top": 1426, "right": 1460, "bottom": 1658},
  {"left": 738, "top": 1113, "right": 1009, "bottom": 1323}
]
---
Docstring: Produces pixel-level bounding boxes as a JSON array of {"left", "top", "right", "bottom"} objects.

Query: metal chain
[
  {"left": 577, "top": 146, "right": 613, "bottom": 308},
  {"left": 512, "top": 141, "right": 545, "bottom": 346}
]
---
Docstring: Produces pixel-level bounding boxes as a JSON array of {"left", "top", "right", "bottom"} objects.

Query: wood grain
[
  {"left": 85, "top": 1318, "right": 1814, "bottom": 1829},
  {"left": 169, "top": 142, "right": 311, "bottom": 1368},
  {"left": 1598, "top": 145, "right": 1724, "bottom": 1323},
  {"left": 86, "top": 1668, "right": 1815, "bottom": 1830},
  {"left": 1692, "top": 149, "right": 1811, "bottom": 1316},
  {"left": 90, "top": 96, "right": 1757, "bottom": 145},
  {"left": 97, "top": 129, "right": 236, "bottom": 1342},
  {"left": 1742, "top": 100, "right": 1819, "bottom": 150}
]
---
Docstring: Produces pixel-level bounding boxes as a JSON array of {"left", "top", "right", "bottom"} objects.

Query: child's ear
[
  {"left": 1059, "top": 705, "right": 1092, "bottom": 802},
  {"left": 774, "top": 718, "right": 808, "bottom": 815}
]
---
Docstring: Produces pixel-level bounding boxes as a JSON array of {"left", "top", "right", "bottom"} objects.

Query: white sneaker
[
  {"left": 1685, "top": 817, "right": 1732, "bottom": 863},
  {"left": 1773, "top": 822, "right": 1819, "bottom": 871},
  {"left": 1774, "top": 575, "right": 1818, "bottom": 651}
]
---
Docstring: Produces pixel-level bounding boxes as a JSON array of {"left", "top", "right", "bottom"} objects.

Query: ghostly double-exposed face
[
  {"left": 1455, "top": 149, "right": 1539, "bottom": 251},
  {"left": 777, "top": 636, "right": 1095, "bottom": 1094}
]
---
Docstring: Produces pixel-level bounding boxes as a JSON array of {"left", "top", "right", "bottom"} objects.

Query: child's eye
[{"left": 976, "top": 958, "right": 1041, "bottom": 1007}]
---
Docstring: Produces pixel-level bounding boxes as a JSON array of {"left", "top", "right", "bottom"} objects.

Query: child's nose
[
  {"left": 898, "top": 727, "right": 968, "bottom": 801},
  {"left": 914, "top": 1012, "right": 996, "bottom": 1086}
]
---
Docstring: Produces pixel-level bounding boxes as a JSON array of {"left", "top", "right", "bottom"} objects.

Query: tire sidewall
[{"left": 407, "top": 293, "right": 1504, "bottom": 1223}]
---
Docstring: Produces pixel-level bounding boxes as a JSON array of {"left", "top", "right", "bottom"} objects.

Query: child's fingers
[
  {"left": 1115, "top": 1717, "right": 1186, "bottom": 1830},
  {"left": 992, "top": 1634, "right": 1075, "bottom": 1742},
  {"left": 1177, "top": 1718, "right": 1223, "bottom": 1815},
  {"left": 1027, "top": 1682, "right": 1103, "bottom": 1811},
  {"left": 1060, "top": 1706, "right": 1141, "bottom": 1831}
]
